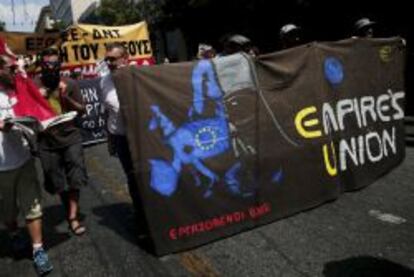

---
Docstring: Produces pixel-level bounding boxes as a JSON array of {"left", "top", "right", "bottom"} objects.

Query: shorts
[
  {"left": 0, "top": 159, "right": 43, "bottom": 222},
  {"left": 39, "top": 142, "right": 88, "bottom": 194}
]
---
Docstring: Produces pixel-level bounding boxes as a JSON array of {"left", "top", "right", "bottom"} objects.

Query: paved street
[{"left": 1, "top": 133, "right": 414, "bottom": 276}]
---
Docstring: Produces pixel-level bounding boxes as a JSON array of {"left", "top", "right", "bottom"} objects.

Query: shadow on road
[
  {"left": 0, "top": 228, "right": 17, "bottom": 258},
  {"left": 92, "top": 203, "right": 155, "bottom": 255},
  {"left": 0, "top": 205, "right": 71, "bottom": 259},
  {"left": 323, "top": 256, "right": 414, "bottom": 277},
  {"left": 42, "top": 205, "right": 72, "bottom": 249},
  {"left": 406, "top": 129, "right": 414, "bottom": 147},
  {"left": 406, "top": 140, "right": 414, "bottom": 148}
]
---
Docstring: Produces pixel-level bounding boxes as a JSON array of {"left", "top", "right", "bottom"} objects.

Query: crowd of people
[
  {"left": 0, "top": 38, "right": 151, "bottom": 275},
  {"left": 0, "top": 17, "right": 379, "bottom": 276},
  {"left": 194, "top": 17, "right": 378, "bottom": 60}
]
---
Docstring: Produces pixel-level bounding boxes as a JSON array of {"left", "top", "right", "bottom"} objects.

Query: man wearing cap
[
  {"left": 221, "top": 34, "right": 256, "bottom": 56},
  {"left": 353, "top": 17, "right": 376, "bottom": 38},
  {"left": 279, "top": 23, "right": 302, "bottom": 49}
]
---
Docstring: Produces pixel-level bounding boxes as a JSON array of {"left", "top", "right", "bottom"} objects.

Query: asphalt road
[{"left": 1, "top": 135, "right": 413, "bottom": 276}]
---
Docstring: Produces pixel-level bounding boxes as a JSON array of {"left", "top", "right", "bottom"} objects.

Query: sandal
[{"left": 68, "top": 218, "right": 86, "bottom": 236}]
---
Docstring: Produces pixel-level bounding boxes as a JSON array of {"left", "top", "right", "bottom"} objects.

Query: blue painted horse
[{"left": 148, "top": 60, "right": 243, "bottom": 198}]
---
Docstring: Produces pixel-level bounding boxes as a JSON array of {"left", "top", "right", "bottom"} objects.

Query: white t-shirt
[
  {"left": 100, "top": 74, "right": 126, "bottom": 135},
  {"left": 0, "top": 90, "right": 31, "bottom": 171}
]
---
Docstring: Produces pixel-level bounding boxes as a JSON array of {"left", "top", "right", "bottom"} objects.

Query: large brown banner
[{"left": 113, "top": 37, "right": 405, "bottom": 255}]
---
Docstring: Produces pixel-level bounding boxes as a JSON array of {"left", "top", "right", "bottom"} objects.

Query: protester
[
  {"left": 101, "top": 42, "right": 146, "bottom": 232},
  {"left": 0, "top": 36, "right": 16, "bottom": 59},
  {"left": 353, "top": 17, "right": 376, "bottom": 38},
  {"left": 35, "top": 48, "right": 88, "bottom": 236},
  {"left": 249, "top": 45, "right": 260, "bottom": 57},
  {"left": 0, "top": 55, "right": 53, "bottom": 275},
  {"left": 196, "top": 43, "right": 216, "bottom": 59},
  {"left": 69, "top": 68, "right": 83, "bottom": 80},
  {"left": 279, "top": 23, "right": 302, "bottom": 49},
  {"left": 221, "top": 34, "right": 257, "bottom": 56}
]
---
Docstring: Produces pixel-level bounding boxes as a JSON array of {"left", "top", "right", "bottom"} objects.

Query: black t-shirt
[{"left": 36, "top": 78, "right": 83, "bottom": 150}]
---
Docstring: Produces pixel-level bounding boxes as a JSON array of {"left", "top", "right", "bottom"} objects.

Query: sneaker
[{"left": 33, "top": 248, "right": 53, "bottom": 276}]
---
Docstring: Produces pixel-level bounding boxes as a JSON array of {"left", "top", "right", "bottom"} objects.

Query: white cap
[
  {"left": 227, "top": 34, "right": 251, "bottom": 45},
  {"left": 354, "top": 18, "right": 376, "bottom": 31},
  {"left": 280, "top": 24, "right": 300, "bottom": 36},
  {"left": 198, "top": 43, "right": 213, "bottom": 52}
]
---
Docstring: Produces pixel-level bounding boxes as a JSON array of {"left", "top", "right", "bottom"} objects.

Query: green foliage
[
  {"left": 92, "top": 0, "right": 223, "bottom": 27},
  {"left": 93, "top": 0, "right": 211, "bottom": 27},
  {"left": 94, "top": 0, "right": 143, "bottom": 26},
  {"left": 136, "top": 0, "right": 167, "bottom": 26},
  {"left": 51, "top": 20, "right": 67, "bottom": 32},
  {"left": 0, "top": 21, "right": 6, "bottom": 31}
]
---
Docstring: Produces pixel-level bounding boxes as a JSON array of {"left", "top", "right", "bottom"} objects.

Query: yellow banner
[
  {"left": 0, "top": 21, "right": 152, "bottom": 67},
  {"left": 60, "top": 21, "right": 152, "bottom": 67},
  {"left": 0, "top": 31, "right": 59, "bottom": 54}
]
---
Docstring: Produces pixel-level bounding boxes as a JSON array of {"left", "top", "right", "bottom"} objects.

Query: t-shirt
[
  {"left": 35, "top": 78, "right": 83, "bottom": 149},
  {"left": 100, "top": 73, "right": 125, "bottom": 135},
  {"left": 0, "top": 90, "right": 31, "bottom": 171}
]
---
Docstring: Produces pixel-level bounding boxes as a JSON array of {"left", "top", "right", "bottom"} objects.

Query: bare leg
[
  {"left": 64, "top": 190, "right": 86, "bottom": 235},
  {"left": 67, "top": 190, "right": 79, "bottom": 221},
  {"left": 26, "top": 218, "right": 42, "bottom": 245}
]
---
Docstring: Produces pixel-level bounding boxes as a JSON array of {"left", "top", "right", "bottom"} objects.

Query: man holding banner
[
  {"left": 101, "top": 42, "right": 146, "bottom": 232},
  {"left": 35, "top": 48, "right": 88, "bottom": 236}
]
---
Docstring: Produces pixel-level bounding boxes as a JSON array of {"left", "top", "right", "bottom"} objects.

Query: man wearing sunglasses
[
  {"left": 100, "top": 42, "right": 147, "bottom": 235},
  {"left": 35, "top": 48, "right": 88, "bottom": 236}
]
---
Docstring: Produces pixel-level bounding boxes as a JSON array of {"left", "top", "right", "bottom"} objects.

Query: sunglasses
[
  {"left": 105, "top": 56, "right": 122, "bottom": 63},
  {"left": 42, "top": 61, "right": 61, "bottom": 68}
]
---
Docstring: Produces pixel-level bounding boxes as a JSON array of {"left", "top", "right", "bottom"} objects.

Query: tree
[
  {"left": 93, "top": 0, "right": 143, "bottom": 26},
  {"left": 92, "top": 0, "right": 223, "bottom": 27},
  {"left": 136, "top": 0, "right": 167, "bottom": 26},
  {"left": 51, "top": 20, "right": 67, "bottom": 32}
]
